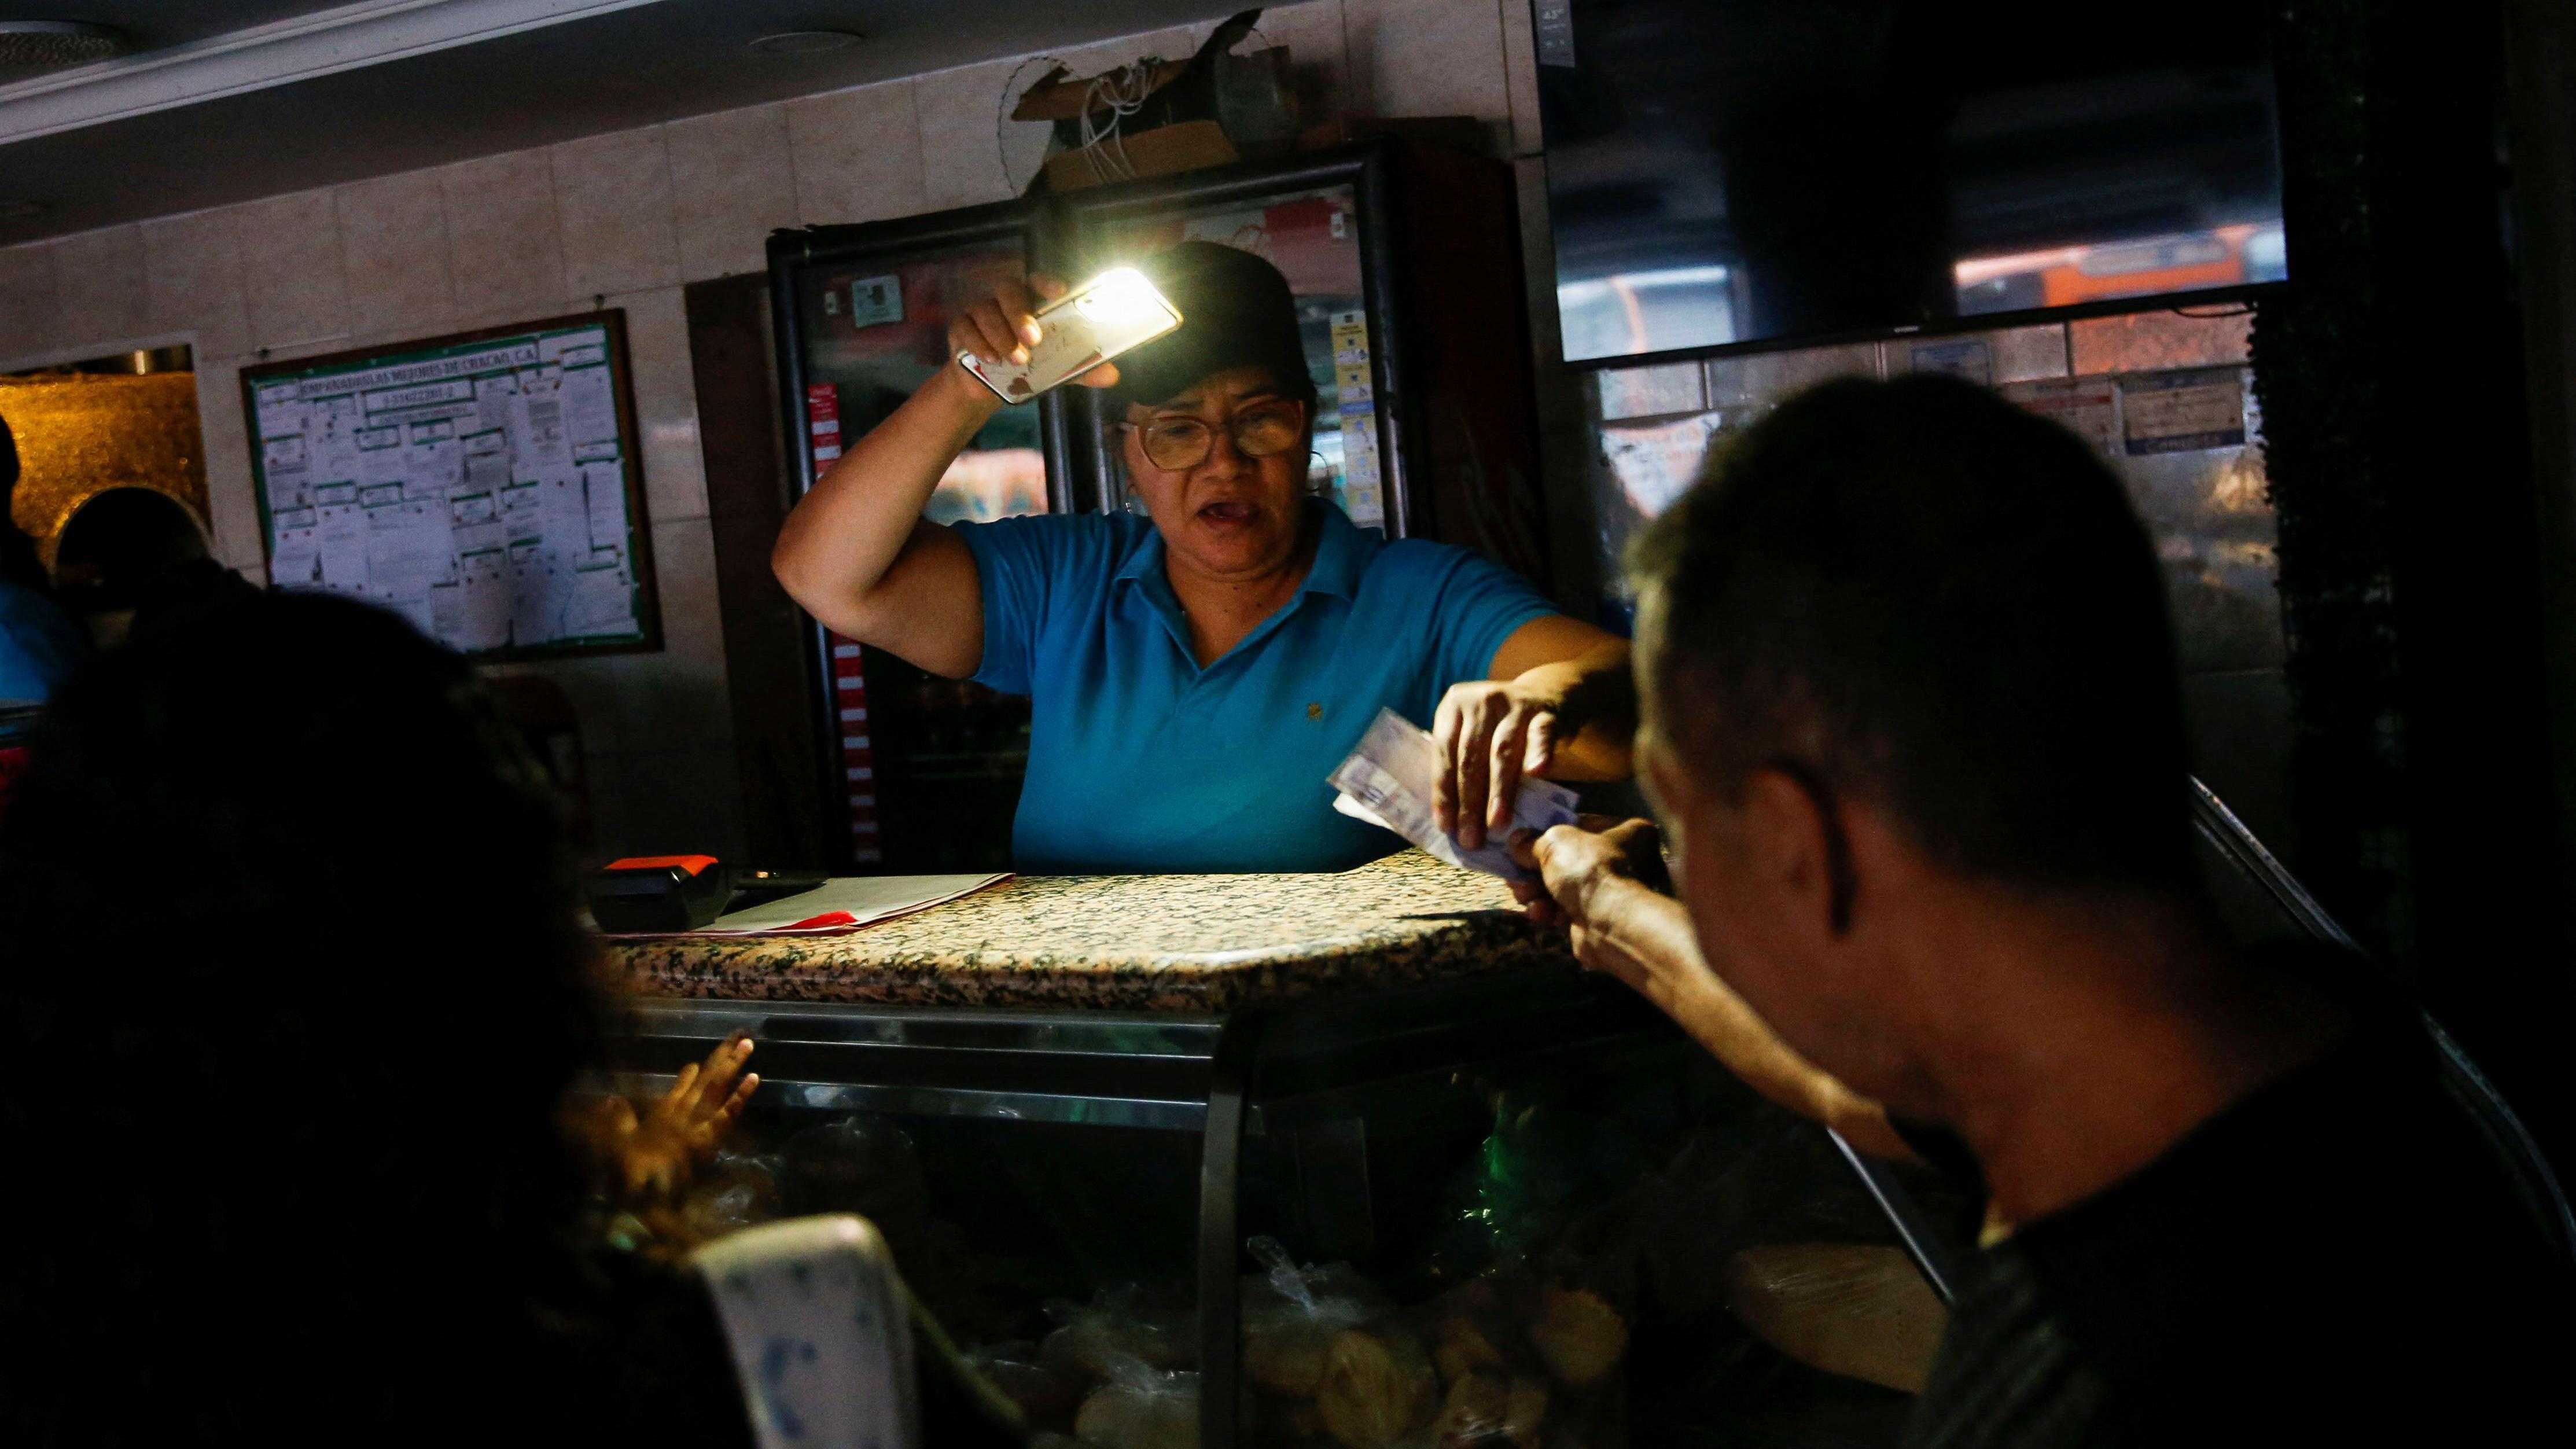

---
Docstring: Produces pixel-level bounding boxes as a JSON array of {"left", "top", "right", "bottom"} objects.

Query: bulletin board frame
[{"left": 238, "top": 309, "right": 663, "bottom": 663}]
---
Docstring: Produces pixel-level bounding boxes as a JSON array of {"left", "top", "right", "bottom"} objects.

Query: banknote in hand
[{"left": 1328, "top": 708, "right": 1577, "bottom": 881}]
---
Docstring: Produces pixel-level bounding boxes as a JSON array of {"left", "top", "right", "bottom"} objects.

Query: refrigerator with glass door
[{"left": 769, "top": 201, "right": 1069, "bottom": 873}]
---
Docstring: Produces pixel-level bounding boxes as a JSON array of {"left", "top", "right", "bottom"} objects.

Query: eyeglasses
[{"left": 1123, "top": 401, "right": 1308, "bottom": 471}]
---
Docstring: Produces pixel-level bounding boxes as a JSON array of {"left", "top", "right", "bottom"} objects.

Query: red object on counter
[
  {"left": 0, "top": 744, "right": 28, "bottom": 828},
  {"left": 604, "top": 854, "right": 721, "bottom": 876}
]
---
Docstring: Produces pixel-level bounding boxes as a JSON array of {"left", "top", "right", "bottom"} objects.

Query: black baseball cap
[{"left": 1102, "top": 241, "right": 1317, "bottom": 414}]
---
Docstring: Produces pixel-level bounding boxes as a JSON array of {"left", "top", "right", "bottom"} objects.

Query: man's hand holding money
[{"left": 1508, "top": 815, "right": 1674, "bottom": 929}]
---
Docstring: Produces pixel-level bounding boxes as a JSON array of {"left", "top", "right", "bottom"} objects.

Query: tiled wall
[{"left": 0, "top": 0, "right": 1551, "bottom": 862}]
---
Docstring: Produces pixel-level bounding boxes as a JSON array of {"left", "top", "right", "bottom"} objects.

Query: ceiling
[
  {"left": 0, "top": 0, "right": 1244, "bottom": 246},
  {"left": 14, "top": 1, "right": 362, "bottom": 53}
]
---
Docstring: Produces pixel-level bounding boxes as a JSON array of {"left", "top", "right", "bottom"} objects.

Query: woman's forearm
[
  {"left": 1558, "top": 639, "right": 1636, "bottom": 778},
  {"left": 1577, "top": 877, "right": 1915, "bottom": 1160},
  {"left": 771, "top": 363, "right": 998, "bottom": 638},
  {"left": 1510, "top": 640, "right": 1636, "bottom": 780}
]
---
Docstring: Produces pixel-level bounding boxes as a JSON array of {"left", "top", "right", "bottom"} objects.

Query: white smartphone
[{"left": 957, "top": 267, "right": 1184, "bottom": 404}]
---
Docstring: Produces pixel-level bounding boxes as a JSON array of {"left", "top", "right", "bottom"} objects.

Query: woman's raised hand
[
  {"left": 951, "top": 274, "right": 1047, "bottom": 369},
  {"left": 947, "top": 273, "right": 1120, "bottom": 388}
]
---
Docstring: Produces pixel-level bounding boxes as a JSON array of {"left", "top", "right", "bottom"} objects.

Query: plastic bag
[
  {"left": 778, "top": 1115, "right": 930, "bottom": 1241},
  {"left": 1723, "top": 1244, "right": 1949, "bottom": 1393},
  {"left": 1073, "top": 1352, "right": 1202, "bottom": 1449},
  {"left": 966, "top": 1340, "right": 1092, "bottom": 1429},
  {"left": 1042, "top": 1286, "right": 1198, "bottom": 1377},
  {"left": 1241, "top": 1236, "right": 1386, "bottom": 1396},
  {"left": 680, "top": 1179, "right": 767, "bottom": 1241}
]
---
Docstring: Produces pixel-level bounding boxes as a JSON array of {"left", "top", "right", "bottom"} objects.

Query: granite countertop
[{"left": 599, "top": 849, "right": 1579, "bottom": 1013}]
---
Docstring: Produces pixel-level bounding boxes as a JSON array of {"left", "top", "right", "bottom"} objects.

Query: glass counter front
[{"left": 587, "top": 973, "right": 1964, "bottom": 1449}]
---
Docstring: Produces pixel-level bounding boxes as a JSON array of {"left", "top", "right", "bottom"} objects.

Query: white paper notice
[
  {"left": 251, "top": 319, "right": 643, "bottom": 655},
  {"left": 2121, "top": 366, "right": 2248, "bottom": 455},
  {"left": 509, "top": 540, "right": 555, "bottom": 643},
  {"left": 366, "top": 498, "right": 455, "bottom": 605},
  {"left": 270, "top": 519, "right": 321, "bottom": 589},
  {"left": 537, "top": 476, "right": 590, "bottom": 565},
  {"left": 564, "top": 363, "right": 618, "bottom": 448},
  {"left": 583, "top": 462, "right": 630, "bottom": 550},
  {"left": 1328, "top": 310, "right": 1385, "bottom": 526},
  {"left": 450, "top": 550, "right": 512, "bottom": 652},
  {"left": 566, "top": 563, "right": 636, "bottom": 639},
  {"left": 449, "top": 490, "right": 503, "bottom": 556},
  {"left": 2001, "top": 376, "right": 2120, "bottom": 454},
  {"left": 316, "top": 505, "right": 369, "bottom": 588}
]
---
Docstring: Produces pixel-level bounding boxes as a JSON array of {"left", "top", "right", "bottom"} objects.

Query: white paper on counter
[{"left": 691, "top": 873, "right": 1011, "bottom": 936}]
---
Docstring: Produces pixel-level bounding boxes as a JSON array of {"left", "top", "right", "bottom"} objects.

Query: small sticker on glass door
[{"left": 848, "top": 275, "right": 905, "bottom": 329}]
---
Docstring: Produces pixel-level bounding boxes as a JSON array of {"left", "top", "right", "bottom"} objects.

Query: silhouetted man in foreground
[{"left": 1515, "top": 376, "right": 2571, "bottom": 1445}]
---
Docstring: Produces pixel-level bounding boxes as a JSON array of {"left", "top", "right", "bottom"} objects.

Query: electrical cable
[{"left": 1076, "top": 57, "right": 1162, "bottom": 186}]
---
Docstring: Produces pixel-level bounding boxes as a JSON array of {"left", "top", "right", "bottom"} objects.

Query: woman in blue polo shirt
[{"left": 774, "top": 242, "right": 1633, "bottom": 873}]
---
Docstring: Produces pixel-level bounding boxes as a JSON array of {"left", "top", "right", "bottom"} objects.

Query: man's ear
[{"left": 1742, "top": 766, "right": 1853, "bottom": 943}]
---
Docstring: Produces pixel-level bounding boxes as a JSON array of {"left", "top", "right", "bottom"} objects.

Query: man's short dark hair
[{"left": 1631, "top": 373, "right": 2194, "bottom": 892}]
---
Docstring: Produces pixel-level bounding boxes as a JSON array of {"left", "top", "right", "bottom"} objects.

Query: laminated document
[
  {"left": 245, "top": 317, "right": 646, "bottom": 654},
  {"left": 1328, "top": 708, "right": 1577, "bottom": 881}
]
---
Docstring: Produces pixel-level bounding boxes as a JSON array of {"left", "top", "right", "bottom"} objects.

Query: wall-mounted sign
[
  {"left": 2121, "top": 366, "right": 2247, "bottom": 455},
  {"left": 240, "top": 311, "right": 660, "bottom": 660}
]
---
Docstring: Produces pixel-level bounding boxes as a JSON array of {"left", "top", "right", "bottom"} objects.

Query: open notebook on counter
[{"left": 691, "top": 873, "right": 1010, "bottom": 936}]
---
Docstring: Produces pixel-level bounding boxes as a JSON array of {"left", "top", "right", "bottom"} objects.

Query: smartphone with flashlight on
[{"left": 958, "top": 267, "right": 1184, "bottom": 404}]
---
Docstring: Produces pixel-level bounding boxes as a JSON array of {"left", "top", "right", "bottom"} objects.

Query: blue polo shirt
[
  {"left": 956, "top": 502, "right": 1556, "bottom": 873},
  {"left": 0, "top": 580, "right": 84, "bottom": 705}
]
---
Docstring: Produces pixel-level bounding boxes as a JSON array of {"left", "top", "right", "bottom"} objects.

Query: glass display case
[{"left": 590, "top": 969, "right": 1968, "bottom": 1449}]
